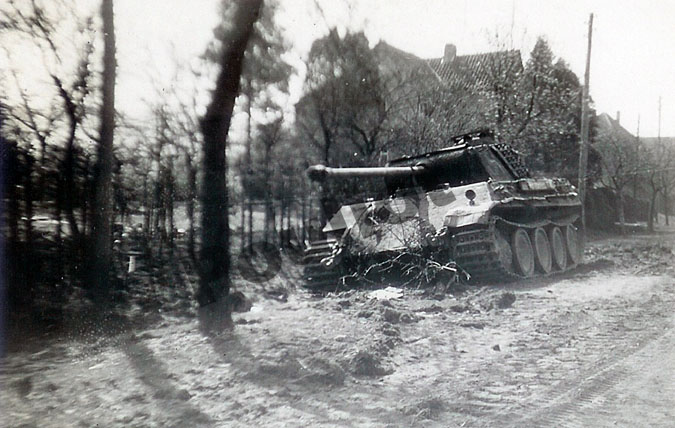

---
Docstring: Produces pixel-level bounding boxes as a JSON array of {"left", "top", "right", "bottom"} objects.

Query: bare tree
[
  {"left": 0, "top": 102, "right": 21, "bottom": 244},
  {"left": 594, "top": 117, "right": 641, "bottom": 233},
  {"left": 2, "top": 70, "right": 60, "bottom": 249},
  {"left": 256, "top": 114, "right": 284, "bottom": 244},
  {"left": 88, "top": 0, "right": 116, "bottom": 298},
  {"left": 642, "top": 142, "right": 667, "bottom": 232},
  {"left": 657, "top": 140, "right": 675, "bottom": 225},
  {"left": 1, "top": 1, "right": 97, "bottom": 243},
  {"left": 140, "top": 54, "right": 205, "bottom": 261},
  {"left": 205, "top": 0, "right": 291, "bottom": 254},
  {"left": 171, "top": 98, "right": 201, "bottom": 261},
  {"left": 639, "top": 138, "right": 675, "bottom": 229},
  {"left": 3, "top": 68, "right": 58, "bottom": 198},
  {"left": 197, "top": 0, "right": 262, "bottom": 307}
]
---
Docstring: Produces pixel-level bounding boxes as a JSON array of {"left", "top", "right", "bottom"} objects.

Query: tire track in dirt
[
  {"left": 513, "top": 319, "right": 675, "bottom": 428},
  {"left": 492, "top": 283, "right": 675, "bottom": 428},
  {"left": 382, "top": 277, "right": 671, "bottom": 427}
]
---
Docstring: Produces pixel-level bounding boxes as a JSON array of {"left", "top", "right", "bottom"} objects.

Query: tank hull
[{"left": 304, "top": 178, "right": 582, "bottom": 289}]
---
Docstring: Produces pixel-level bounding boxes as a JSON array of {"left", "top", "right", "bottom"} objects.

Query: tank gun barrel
[{"left": 307, "top": 164, "right": 425, "bottom": 182}]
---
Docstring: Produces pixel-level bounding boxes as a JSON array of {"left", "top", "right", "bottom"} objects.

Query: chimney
[
  {"left": 443, "top": 43, "right": 457, "bottom": 64},
  {"left": 616, "top": 111, "right": 620, "bottom": 124}
]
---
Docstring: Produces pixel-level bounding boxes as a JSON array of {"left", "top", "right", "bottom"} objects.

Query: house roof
[
  {"left": 373, "top": 41, "right": 425, "bottom": 64},
  {"left": 426, "top": 49, "right": 523, "bottom": 87},
  {"left": 596, "top": 112, "right": 635, "bottom": 141},
  {"left": 374, "top": 41, "right": 523, "bottom": 89},
  {"left": 604, "top": 115, "right": 675, "bottom": 148}
]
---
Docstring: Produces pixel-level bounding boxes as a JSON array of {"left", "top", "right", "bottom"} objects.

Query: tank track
[
  {"left": 451, "top": 217, "right": 581, "bottom": 283},
  {"left": 304, "top": 217, "right": 582, "bottom": 288},
  {"left": 302, "top": 238, "right": 343, "bottom": 290}
]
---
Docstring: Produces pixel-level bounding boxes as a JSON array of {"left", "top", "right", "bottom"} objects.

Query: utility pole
[
  {"left": 509, "top": 0, "right": 516, "bottom": 48},
  {"left": 578, "top": 13, "right": 594, "bottom": 230},
  {"left": 658, "top": 96, "right": 662, "bottom": 143}
]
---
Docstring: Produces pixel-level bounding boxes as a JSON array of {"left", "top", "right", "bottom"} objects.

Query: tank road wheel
[
  {"left": 532, "top": 227, "right": 553, "bottom": 274},
  {"left": 495, "top": 227, "right": 513, "bottom": 272},
  {"left": 549, "top": 227, "right": 567, "bottom": 271},
  {"left": 511, "top": 228, "right": 535, "bottom": 277},
  {"left": 565, "top": 224, "right": 582, "bottom": 265}
]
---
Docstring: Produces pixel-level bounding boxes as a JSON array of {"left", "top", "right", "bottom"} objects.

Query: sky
[{"left": 112, "top": 0, "right": 675, "bottom": 138}]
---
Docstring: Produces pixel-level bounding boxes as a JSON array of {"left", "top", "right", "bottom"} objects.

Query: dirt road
[{"left": 2, "top": 234, "right": 674, "bottom": 427}]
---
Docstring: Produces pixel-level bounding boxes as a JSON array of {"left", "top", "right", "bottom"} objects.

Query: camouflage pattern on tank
[{"left": 303, "top": 130, "right": 583, "bottom": 289}]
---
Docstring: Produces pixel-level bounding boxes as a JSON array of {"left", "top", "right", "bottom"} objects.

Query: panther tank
[{"left": 303, "top": 130, "right": 583, "bottom": 289}]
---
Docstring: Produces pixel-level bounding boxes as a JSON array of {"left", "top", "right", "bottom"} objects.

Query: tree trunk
[
  {"left": 5, "top": 141, "right": 20, "bottom": 245},
  {"left": 633, "top": 173, "right": 638, "bottom": 200},
  {"left": 648, "top": 192, "right": 657, "bottom": 232},
  {"left": 263, "top": 200, "right": 269, "bottom": 245},
  {"left": 263, "top": 146, "right": 272, "bottom": 245},
  {"left": 153, "top": 165, "right": 162, "bottom": 239},
  {"left": 301, "top": 193, "right": 307, "bottom": 243},
  {"left": 81, "top": 156, "right": 90, "bottom": 236},
  {"left": 23, "top": 151, "right": 35, "bottom": 295},
  {"left": 269, "top": 199, "right": 276, "bottom": 245},
  {"left": 89, "top": 0, "right": 116, "bottom": 298},
  {"left": 239, "top": 189, "right": 246, "bottom": 253},
  {"left": 271, "top": 199, "right": 276, "bottom": 244},
  {"left": 158, "top": 168, "right": 167, "bottom": 243},
  {"left": 8, "top": 176, "right": 19, "bottom": 245},
  {"left": 166, "top": 164, "right": 175, "bottom": 251},
  {"left": 616, "top": 191, "right": 626, "bottom": 235},
  {"left": 53, "top": 182, "right": 64, "bottom": 280},
  {"left": 247, "top": 199, "right": 253, "bottom": 251},
  {"left": 54, "top": 181, "right": 63, "bottom": 246},
  {"left": 185, "top": 154, "right": 197, "bottom": 260},
  {"left": 197, "top": 0, "right": 261, "bottom": 307},
  {"left": 157, "top": 176, "right": 165, "bottom": 255},
  {"left": 142, "top": 175, "right": 150, "bottom": 236},
  {"left": 663, "top": 189, "right": 670, "bottom": 226},
  {"left": 280, "top": 181, "right": 287, "bottom": 243},
  {"left": 284, "top": 195, "right": 291, "bottom": 244},
  {"left": 23, "top": 151, "right": 34, "bottom": 249},
  {"left": 244, "top": 85, "right": 253, "bottom": 253},
  {"left": 38, "top": 137, "right": 48, "bottom": 201},
  {"left": 285, "top": 198, "right": 291, "bottom": 243},
  {"left": 63, "top": 117, "right": 81, "bottom": 242}
]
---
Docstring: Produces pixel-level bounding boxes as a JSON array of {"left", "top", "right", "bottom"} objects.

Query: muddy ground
[{"left": 2, "top": 231, "right": 675, "bottom": 427}]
